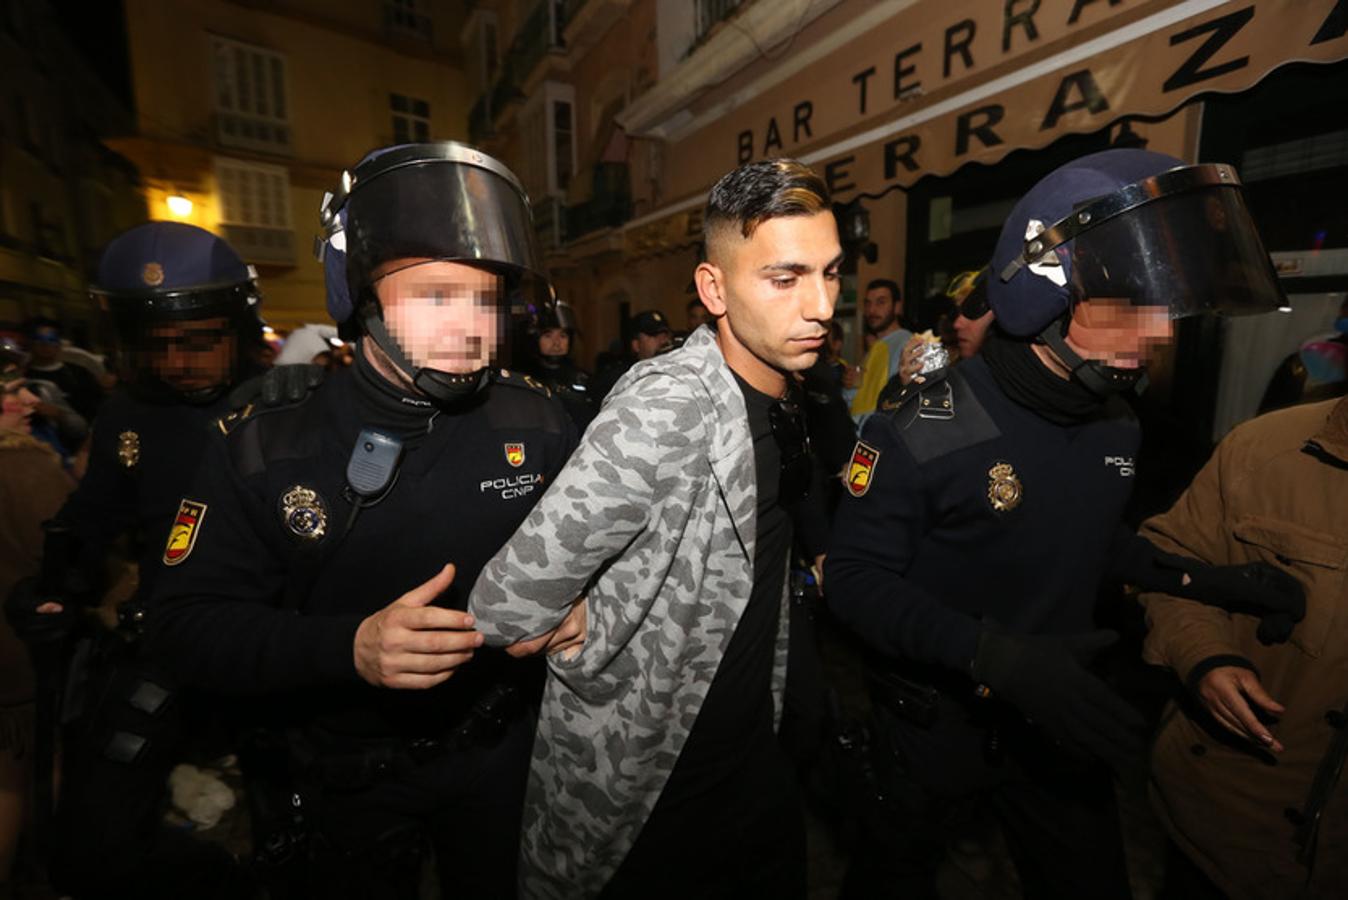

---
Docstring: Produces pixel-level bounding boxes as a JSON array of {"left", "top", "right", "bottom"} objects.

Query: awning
[{"left": 623, "top": 0, "right": 1348, "bottom": 257}]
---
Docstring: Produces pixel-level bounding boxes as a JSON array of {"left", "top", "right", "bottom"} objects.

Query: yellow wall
[{"left": 121, "top": 0, "right": 472, "bottom": 329}]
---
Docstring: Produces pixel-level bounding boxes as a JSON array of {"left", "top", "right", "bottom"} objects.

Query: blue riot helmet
[
  {"left": 990, "top": 148, "right": 1285, "bottom": 395},
  {"left": 317, "top": 142, "right": 553, "bottom": 406},
  {"left": 90, "top": 222, "right": 264, "bottom": 404}
]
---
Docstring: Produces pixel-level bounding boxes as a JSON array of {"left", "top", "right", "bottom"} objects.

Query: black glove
[
  {"left": 227, "top": 363, "right": 326, "bottom": 410},
  {"left": 1158, "top": 553, "right": 1307, "bottom": 644},
  {"left": 4, "top": 577, "right": 77, "bottom": 644},
  {"left": 971, "top": 628, "right": 1145, "bottom": 775}
]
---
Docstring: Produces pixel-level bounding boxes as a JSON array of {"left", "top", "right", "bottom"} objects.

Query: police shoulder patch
[
  {"left": 845, "top": 441, "right": 880, "bottom": 497},
  {"left": 495, "top": 368, "right": 552, "bottom": 397},
  {"left": 164, "top": 499, "right": 207, "bottom": 566}
]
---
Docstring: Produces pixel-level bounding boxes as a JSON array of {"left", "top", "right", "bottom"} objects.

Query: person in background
[
  {"left": 895, "top": 268, "right": 997, "bottom": 388},
  {"left": 849, "top": 278, "right": 912, "bottom": 423},
  {"left": 0, "top": 373, "right": 74, "bottom": 891},
  {"left": 590, "top": 309, "right": 674, "bottom": 404},
  {"left": 525, "top": 302, "right": 596, "bottom": 432},
  {"left": 21, "top": 317, "right": 106, "bottom": 426},
  {"left": 275, "top": 323, "right": 343, "bottom": 368}
]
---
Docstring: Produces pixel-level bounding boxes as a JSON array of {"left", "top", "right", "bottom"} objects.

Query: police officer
[
  {"left": 825, "top": 149, "right": 1304, "bottom": 897},
  {"left": 3, "top": 222, "right": 302, "bottom": 898},
  {"left": 144, "top": 143, "right": 576, "bottom": 898},
  {"left": 522, "top": 302, "right": 595, "bottom": 431}
]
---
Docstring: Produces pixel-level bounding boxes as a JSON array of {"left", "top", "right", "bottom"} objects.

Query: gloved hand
[
  {"left": 4, "top": 577, "right": 76, "bottom": 644},
  {"left": 227, "top": 363, "right": 326, "bottom": 410},
  {"left": 1157, "top": 553, "right": 1306, "bottom": 644},
  {"left": 971, "top": 627, "right": 1145, "bottom": 775}
]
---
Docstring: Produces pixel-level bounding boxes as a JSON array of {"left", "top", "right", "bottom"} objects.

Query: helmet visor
[
  {"left": 1069, "top": 179, "right": 1284, "bottom": 319},
  {"left": 345, "top": 152, "right": 551, "bottom": 316}
]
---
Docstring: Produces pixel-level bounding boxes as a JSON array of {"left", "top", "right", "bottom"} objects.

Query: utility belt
[{"left": 291, "top": 681, "right": 525, "bottom": 792}]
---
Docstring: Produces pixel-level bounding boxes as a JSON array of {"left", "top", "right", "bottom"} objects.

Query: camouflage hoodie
[{"left": 469, "top": 324, "right": 789, "bottom": 898}]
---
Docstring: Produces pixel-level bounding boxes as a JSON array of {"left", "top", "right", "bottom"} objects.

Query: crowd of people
[{"left": 0, "top": 140, "right": 1343, "bottom": 900}]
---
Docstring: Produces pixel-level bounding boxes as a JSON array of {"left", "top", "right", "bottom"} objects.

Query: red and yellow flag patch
[
  {"left": 845, "top": 441, "right": 879, "bottom": 498},
  {"left": 163, "top": 499, "right": 207, "bottom": 566},
  {"left": 504, "top": 442, "right": 525, "bottom": 467}
]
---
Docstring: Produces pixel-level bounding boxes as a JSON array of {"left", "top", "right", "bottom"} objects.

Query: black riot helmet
[
  {"left": 990, "top": 149, "right": 1285, "bottom": 395},
  {"left": 90, "top": 222, "right": 264, "bottom": 404},
  {"left": 317, "top": 142, "right": 554, "bottom": 406}
]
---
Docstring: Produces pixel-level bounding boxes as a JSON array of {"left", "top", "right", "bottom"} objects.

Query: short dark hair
[
  {"left": 703, "top": 159, "right": 830, "bottom": 259},
  {"left": 865, "top": 279, "right": 901, "bottom": 304}
]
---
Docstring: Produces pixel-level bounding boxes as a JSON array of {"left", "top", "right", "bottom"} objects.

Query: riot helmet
[
  {"left": 90, "top": 222, "right": 264, "bottom": 404},
  {"left": 990, "top": 149, "right": 1284, "bottom": 395},
  {"left": 317, "top": 142, "right": 553, "bottom": 406}
]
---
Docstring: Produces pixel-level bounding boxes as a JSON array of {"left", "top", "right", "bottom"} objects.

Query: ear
[{"left": 695, "top": 262, "right": 728, "bottom": 317}]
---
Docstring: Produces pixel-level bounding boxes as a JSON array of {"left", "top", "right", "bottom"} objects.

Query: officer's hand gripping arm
[{"left": 970, "top": 627, "right": 1146, "bottom": 775}]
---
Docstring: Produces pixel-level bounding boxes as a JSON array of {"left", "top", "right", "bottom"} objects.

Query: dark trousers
[
  {"left": 301, "top": 708, "right": 534, "bottom": 900},
  {"left": 843, "top": 699, "right": 1133, "bottom": 900},
  {"left": 600, "top": 742, "right": 807, "bottom": 900}
]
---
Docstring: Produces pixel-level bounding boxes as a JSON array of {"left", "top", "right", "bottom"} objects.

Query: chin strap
[
  {"left": 1037, "top": 317, "right": 1147, "bottom": 398},
  {"left": 361, "top": 308, "right": 490, "bottom": 407}
]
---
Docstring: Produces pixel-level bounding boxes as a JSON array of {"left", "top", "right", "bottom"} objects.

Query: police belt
[
  {"left": 293, "top": 682, "right": 522, "bottom": 790},
  {"left": 864, "top": 655, "right": 1010, "bottom": 730}
]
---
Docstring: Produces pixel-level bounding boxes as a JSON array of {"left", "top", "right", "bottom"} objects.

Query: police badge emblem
[
  {"left": 987, "top": 462, "right": 1023, "bottom": 512},
  {"left": 280, "top": 485, "right": 328, "bottom": 541},
  {"left": 504, "top": 442, "right": 525, "bottom": 468},
  {"left": 142, "top": 262, "right": 165, "bottom": 287},
  {"left": 117, "top": 430, "right": 141, "bottom": 469},
  {"left": 845, "top": 441, "right": 879, "bottom": 498}
]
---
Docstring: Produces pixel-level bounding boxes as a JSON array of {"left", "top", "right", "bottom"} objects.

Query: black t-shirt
[{"left": 644, "top": 372, "right": 793, "bottom": 813}]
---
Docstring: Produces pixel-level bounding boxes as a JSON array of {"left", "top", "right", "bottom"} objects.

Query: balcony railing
[{"left": 567, "top": 162, "right": 632, "bottom": 238}]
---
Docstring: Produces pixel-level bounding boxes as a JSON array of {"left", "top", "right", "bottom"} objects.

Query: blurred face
[
  {"left": 146, "top": 316, "right": 235, "bottom": 392},
  {"left": 374, "top": 258, "right": 502, "bottom": 375},
  {"left": 1, "top": 380, "right": 38, "bottom": 433},
  {"left": 953, "top": 307, "right": 995, "bottom": 359},
  {"left": 1065, "top": 298, "right": 1173, "bottom": 369},
  {"left": 697, "top": 211, "right": 842, "bottom": 391},
  {"left": 29, "top": 328, "right": 62, "bottom": 364},
  {"left": 631, "top": 330, "right": 672, "bottom": 361},
  {"left": 538, "top": 327, "right": 570, "bottom": 359},
  {"left": 863, "top": 287, "right": 900, "bottom": 334}
]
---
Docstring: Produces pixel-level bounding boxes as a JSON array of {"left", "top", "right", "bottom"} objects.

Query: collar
[{"left": 1306, "top": 395, "right": 1348, "bottom": 465}]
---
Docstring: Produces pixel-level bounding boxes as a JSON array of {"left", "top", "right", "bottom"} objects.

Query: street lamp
[{"left": 166, "top": 193, "right": 193, "bottom": 218}]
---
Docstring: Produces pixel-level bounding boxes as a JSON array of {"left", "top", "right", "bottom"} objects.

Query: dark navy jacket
[
  {"left": 145, "top": 366, "right": 576, "bottom": 737},
  {"left": 826, "top": 356, "right": 1140, "bottom": 676}
]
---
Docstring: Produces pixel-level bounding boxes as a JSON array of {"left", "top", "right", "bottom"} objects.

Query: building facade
[
  {"left": 0, "top": 0, "right": 146, "bottom": 341},
  {"left": 112, "top": 0, "right": 474, "bottom": 329},
  {"left": 472, "top": 0, "right": 1348, "bottom": 451}
]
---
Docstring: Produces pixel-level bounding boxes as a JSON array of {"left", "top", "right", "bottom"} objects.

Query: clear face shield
[{"left": 1000, "top": 163, "right": 1286, "bottom": 320}]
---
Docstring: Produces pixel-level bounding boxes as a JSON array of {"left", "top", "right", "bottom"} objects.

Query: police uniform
[
  {"left": 146, "top": 355, "right": 576, "bottom": 898},
  {"left": 826, "top": 353, "right": 1139, "bottom": 898},
  {"left": 20, "top": 223, "right": 277, "bottom": 898}
]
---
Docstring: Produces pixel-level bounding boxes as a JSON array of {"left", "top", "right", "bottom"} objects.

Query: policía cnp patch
[
  {"left": 504, "top": 442, "right": 525, "bottom": 468},
  {"left": 163, "top": 499, "right": 207, "bottom": 566},
  {"left": 845, "top": 441, "right": 879, "bottom": 497}
]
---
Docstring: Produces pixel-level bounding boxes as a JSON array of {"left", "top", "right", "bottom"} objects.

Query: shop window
[
  {"left": 216, "top": 157, "right": 294, "bottom": 263},
  {"left": 391, "top": 94, "right": 431, "bottom": 143},
  {"left": 211, "top": 36, "right": 290, "bottom": 153},
  {"left": 385, "top": 0, "right": 432, "bottom": 39}
]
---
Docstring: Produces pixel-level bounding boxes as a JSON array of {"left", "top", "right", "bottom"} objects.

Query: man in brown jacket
[{"left": 1140, "top": 395, "right": 1348, "bottom": 899}]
